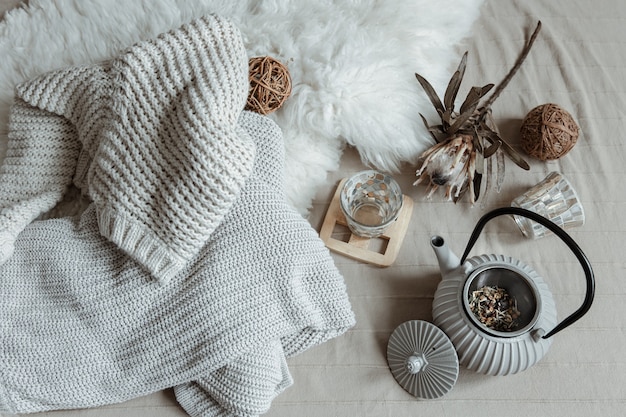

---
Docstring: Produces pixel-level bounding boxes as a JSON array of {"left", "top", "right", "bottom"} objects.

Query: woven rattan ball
[
  {"left": 520, "top": 103, "right": 579, "bottom": 160},
  {"left": 245, "top": 56, "right": 292, "bottom": 115}
]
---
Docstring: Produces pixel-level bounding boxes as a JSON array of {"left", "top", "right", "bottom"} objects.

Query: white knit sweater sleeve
[
  {"left": 0, "top": 63, "right": 110, "bottom": 265},
  {"left": 0, "top": 97, "right": 80, "bottom": 264},
  {"left": 88, "top": 15, "right": 256, "bottom": 285}
]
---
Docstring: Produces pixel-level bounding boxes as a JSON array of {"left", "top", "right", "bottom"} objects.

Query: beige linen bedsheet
[{"left": 1, "top": 0, "right": 624, "bottom": 416}]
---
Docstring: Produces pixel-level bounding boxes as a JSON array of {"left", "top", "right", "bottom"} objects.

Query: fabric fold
[{"left": 174, "top": 340, "right": 293, "bottom": 417}]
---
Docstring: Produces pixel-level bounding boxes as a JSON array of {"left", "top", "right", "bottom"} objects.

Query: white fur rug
[{"left": 0, "top": 0, "right": 483, "bottom": 213}]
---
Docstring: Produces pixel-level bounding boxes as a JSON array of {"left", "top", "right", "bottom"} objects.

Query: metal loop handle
[{"left": 459, "top": 207, "right": 595, "bottom": 339}]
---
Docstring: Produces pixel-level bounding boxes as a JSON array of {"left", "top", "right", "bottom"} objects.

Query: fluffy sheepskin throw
[{"left": 0, "top": 0, "right": 483, "bottom": 213}]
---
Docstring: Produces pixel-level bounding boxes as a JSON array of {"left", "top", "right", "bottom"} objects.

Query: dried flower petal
[{"left": 414, "top": 134, "right": 475, "bottom": 202}]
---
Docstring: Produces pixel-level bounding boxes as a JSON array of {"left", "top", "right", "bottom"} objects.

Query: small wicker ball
[
  {"left": 245, "top": 56, "right": 292, "bottom": 115},
  {"left": 520, "top": 103, "right": 579, "bottom": 160}
]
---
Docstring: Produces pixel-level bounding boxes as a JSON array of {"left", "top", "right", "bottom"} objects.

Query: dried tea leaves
[{"left": 468, "top": 285, "right": 521, "bottom": 332}]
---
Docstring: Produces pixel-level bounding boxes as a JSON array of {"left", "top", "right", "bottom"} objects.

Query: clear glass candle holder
[
  {"left": 339, "top": 170, "right": 403, "bottom": 238},
  {"left": 511, "top": 171, "right": 585, "bottom": 239}
]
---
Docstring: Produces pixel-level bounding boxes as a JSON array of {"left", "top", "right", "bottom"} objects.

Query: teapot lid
[{"left": 387, "top": 320, "right": 458, "bottom": 399}]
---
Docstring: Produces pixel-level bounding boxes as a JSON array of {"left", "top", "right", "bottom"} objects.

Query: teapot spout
[{"left": 431, "top": 236, "right": 461, "bottom": 278}]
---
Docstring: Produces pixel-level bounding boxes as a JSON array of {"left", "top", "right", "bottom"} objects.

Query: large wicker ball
[
  {"left": 520, "top": 103, "right": 579, "bottom": 160},
  {"left": 245, "top": 56, "right": 292, "bottom": 115}
]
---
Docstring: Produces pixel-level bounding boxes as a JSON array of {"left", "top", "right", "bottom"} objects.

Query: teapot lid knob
[
  {"left": 387, "top": 320, "right": 459, "bottom": 399},
  {"left": 405, "top": 354, "right": 427, "bottom": 374}
]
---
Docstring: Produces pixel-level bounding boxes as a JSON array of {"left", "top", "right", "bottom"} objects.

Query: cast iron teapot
[{"left": 430, "top": 207, "right": 594, "bottom": 376}]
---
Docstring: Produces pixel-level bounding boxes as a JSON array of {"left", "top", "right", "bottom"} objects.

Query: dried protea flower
[
  {"left": 414, "top": 134, "right": 477, "bottom": 202},
  {"left": 413, "top": 21, "right": 542, "bottom": 203}
]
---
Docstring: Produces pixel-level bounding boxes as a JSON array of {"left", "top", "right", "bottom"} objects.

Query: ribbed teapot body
[{"left": 432, "top": 254, "right": 557, "bottom": 376}]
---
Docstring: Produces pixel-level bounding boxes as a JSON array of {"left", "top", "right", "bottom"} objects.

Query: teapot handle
[{"left": 459, "top": 206, "right": 595, "bottom": 339}]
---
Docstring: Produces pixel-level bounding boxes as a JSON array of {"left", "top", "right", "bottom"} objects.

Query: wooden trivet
[{"left": 320, "top": 178, "right": 413, "bottom": 267}]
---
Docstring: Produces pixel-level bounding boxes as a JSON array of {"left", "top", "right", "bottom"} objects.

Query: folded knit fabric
[
  {"left": 174, "top": 340, "right": 293, "bottom": 417},
  {"left": 0, "top": 110, "right": 355, "bottom": 415},
  {"left": 0, "top": 14, "right": 255, "bottom": 284}
]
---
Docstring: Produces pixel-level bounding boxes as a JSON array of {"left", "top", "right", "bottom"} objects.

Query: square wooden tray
[{"left": 320, "top": 178, "right": 413, "bottom": 267}]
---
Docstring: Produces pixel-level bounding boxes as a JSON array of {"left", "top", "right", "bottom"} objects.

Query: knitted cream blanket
[{"left": 0, "top": 15, "right": 355, "bottom": 417}]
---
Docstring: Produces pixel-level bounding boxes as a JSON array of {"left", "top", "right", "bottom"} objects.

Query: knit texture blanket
[{"left": 0, "top": 15, "right": 355, "bottom": 416}]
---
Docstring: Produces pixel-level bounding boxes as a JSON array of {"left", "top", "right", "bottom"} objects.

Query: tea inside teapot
[{"left": 463, "top": 265, "right": 541, "bottom": 337}]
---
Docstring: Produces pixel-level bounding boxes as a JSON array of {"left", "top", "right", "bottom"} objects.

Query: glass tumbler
[
  {"left": 511, "top": 171, "right": 585, "bottom": 239},
  {"left": 339, "top": 170, "right": 403, "bottom": 238}
]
